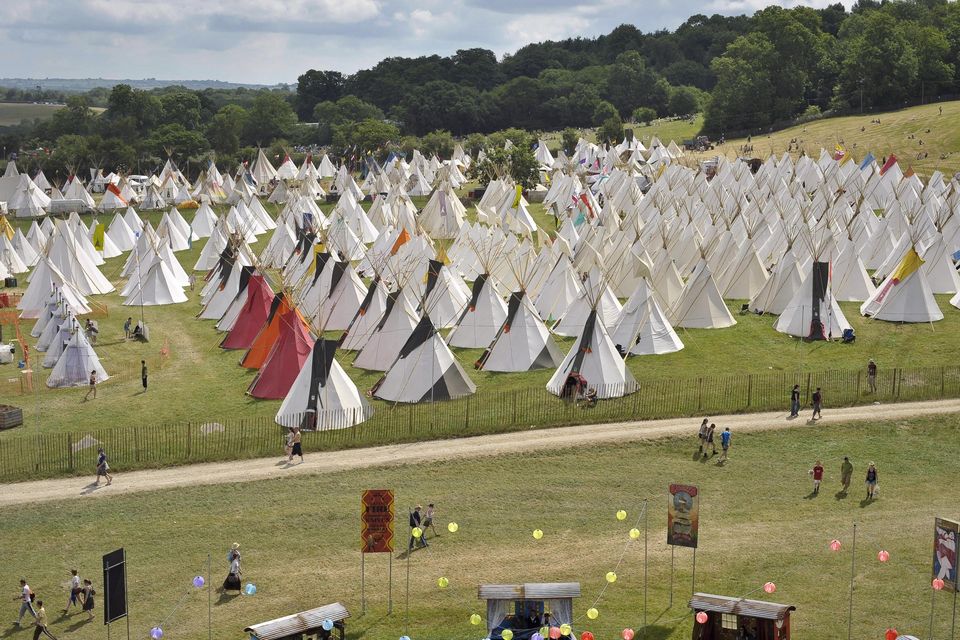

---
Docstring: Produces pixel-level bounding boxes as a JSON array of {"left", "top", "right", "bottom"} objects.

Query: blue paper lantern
[
  {"left": 244, "top": 583, "right": 257, "bottom": 596},
  {"left": 322, "top": 619, "right": 334, "bottom": 631},
  {"left": 193, "top": 576, "right": 205, "bottom": 588},
  {"left": 150, "top": 627, "right": 163, "bottom": 639}
]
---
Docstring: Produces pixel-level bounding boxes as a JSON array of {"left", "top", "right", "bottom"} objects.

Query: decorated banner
[
  {"left": 933, "top": 517, "right": 958, "bottom": 592},
  {"left": 361, "top": 489, "right": 394, "bottom": 553},
  {"left": 667, "top": 484, "right": 699, "bottom": 548},
  {"left": 93, "top": 223, "right": 105, "bottom": 252}
]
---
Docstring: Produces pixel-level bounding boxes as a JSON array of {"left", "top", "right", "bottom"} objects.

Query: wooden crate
[{"left": 0, "top": 404, "right": 23, "bottom": 430}]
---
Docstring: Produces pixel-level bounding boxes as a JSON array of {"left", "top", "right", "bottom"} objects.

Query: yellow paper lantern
[
  {"left": 470, "top": 613, "right": 482, "bottom": 626},
  {"left": 629, "top": 528, "right": 641, "bottom": 540},
  {"left": 533, "top": 529, "right": 544, "bottom": 540},
  {"left": 437, "top": 577, "right": 449, "bottom": 589},
  {"left": 412, "top": 527, "right": 423, "bottom": 539},
  {"left": 560, "top": 623, "right": 572, "bottom": 635},
  {"left": 502, "top": 630, "right": 514, "bottom": 640},
  {"left": 587, "top": 607, "right": 599, "bottom": 620},
  {"left": 616, "top": 510, "right": 627, "bottom": 521},
  {"left": 606, "top": 571, "right": 617, "bottom": 583},
  {"left": 447, "top": 522, "right": 459, "bottom": 533}
]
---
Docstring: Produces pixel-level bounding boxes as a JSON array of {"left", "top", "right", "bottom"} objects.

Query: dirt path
[{"left": 3, "top": 399, "right": 958, "bottom": 507}]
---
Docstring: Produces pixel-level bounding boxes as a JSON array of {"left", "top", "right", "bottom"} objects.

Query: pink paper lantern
[
  {"left": 884, "top": 628, "right": 898, "bottom": 640},
  {"left": 581, "top": 633, "right": 595, "bottom": 640},
  {"left": 933, "top": 578, "right": 946, "bottom": 590},
  {"left": 763, "top": 582, "right": 776, "bottom": 594},
  {"left": 549, "top": 627, "right": 562, "bottom": 640},
  {"left": 696, "top": 611, "right": 708, "bottom": 624},
  {"left": 877, "top": 550, "right": 890, "bottom": 563},
  {"left": 622, "top": 629, "right": 635, "bottom": 640},
  {"left": 829, "top": 539, "right": 842, "bottom": 552}
]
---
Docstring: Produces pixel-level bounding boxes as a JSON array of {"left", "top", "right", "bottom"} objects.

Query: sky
[{"left": 0, "top": 0, "right": 855, "bottom": 85}]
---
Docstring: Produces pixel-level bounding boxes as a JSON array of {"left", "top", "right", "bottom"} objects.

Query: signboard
[
  {"left": 361, "top": 489, "right": 394, "bottom": 553},
  {"left": 667, "top": 484, "right": 699, "bottom": 548},
  {"left": 102, "top": 548, "right": 128, "bottom": 624},
  {"left": 934, "top": 517, "right": 959, "bottom": 592}
]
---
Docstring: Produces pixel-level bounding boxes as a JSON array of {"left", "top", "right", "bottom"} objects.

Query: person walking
[
  {"left": 789, "top": 384, "right": 801, "bottom": 418},
  {"left": 63, "top": 570, "right": 81, "bottom": 615},
  {"left": 287, "top": 427, "right": 303, "bottom": 463},
  {"left": 865, "top": 462, "right": 879, "bottom": 500},
  {"left": 408, "top": 505, "right": 427, "bottom": 551},
  {"left": 141, "top": 360, "right": 148, "bottom": 392},
  {"left": 80, "top": 580, "right": 95, "bottom": 620},
  {"left": 83, "top": 370, "right": 97, "bottom": 401},
  {"left": 840, "top": 456, "right": 854, "bottom": 493},
  {"left": 14, "top": 578, "right": 36, "bottom": 626},
  {"left": 705, "top": 423, "right": 717, "bottom": 456},
  {"left": 867, "top": 359, "right": 877, "bottom": 393},
  {"left": 809, "top": 461, "right": 824, "bottom": 495},
  {"left": 31, "top": 601, "right": 58, "bottom": 640},
  {"left": 697, "top": 419, "right": 709, "bottom": 455},
  {"left": 222, "top": 545, "right": 242, "bottom": 593},
  {"left": 422, "top": 503, "right": 438, "bottom": 539},
  {"left": 95, "top": 448, "right": 112, "bottom": 486},
  {"left": 123, "top": 317, "right": 132, "bottom": 340},
  {"left": 719, "top": 427, "right": 731, "bottom": 462},
  {"left": 811, "top": 387, "right": 823, "bottom": 420}
]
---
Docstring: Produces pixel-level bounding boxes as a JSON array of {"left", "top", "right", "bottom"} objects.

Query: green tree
[
  {"left": 593, "top": 100, "right": 619, "bottom": 126},
  {"left": 561, "top": 128, "right": 580, "bottom": 153},
  {"left": 295, "top": 69, "right": 344, "bottom": 120},
  {"left": 332, "top": 119, "right": 400, "bottom": 155},
  {"left": 470, "top": 144, "right": 538, "bottom": 189},
  {"left": 205, "top": 105, "right": 248, "bottom": 156},
  {"left": 605, "top": 51, "right": 670, "bottom": 117},
  {"left": 420, "top": 130, "right": 455, "bottom": 158},
  {"left": 836, "top": 11, "right": 919, "bottom": 108},
  {"left": 597, "top": 115, "right": 624, "bottom": 144},
  {"left": 159, "top": 92, "right": 202, "bottom": 130},
  {"left": 145, "top": 123, "right": 209, "bottom": 161},
  {"left": 313, "top": 95, "right": 384, "bottom": 144},
  {"left": 104, "top": 84, "right": 161, "bottom": 134},
  {"left": 46, "top": 95, "right": 96, "bottom": 138},
  {"left": 668, "top": 86, "right": 700, "bottom": 116},
  {"left": 632, "top": 106, "right": 658, "bottom": 124},
  {"left": 703, "top": 32, "right": 777, "bottom": 133},
  {"left": 244, "top": 92, "right": 297, "bottom": 145}
]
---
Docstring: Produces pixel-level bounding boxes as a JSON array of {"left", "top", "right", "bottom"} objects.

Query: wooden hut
[
  {"left": 690, "top": 593, "right": 795, "bottom": 640},
  {"left": 479, "top": 582, "right": 581, "bottom": 640}
]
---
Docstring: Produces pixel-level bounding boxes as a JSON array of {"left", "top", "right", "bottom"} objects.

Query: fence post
[
  {"left": 941, "top": 367, "right": 945, "bottom": 398},
  {"left": 896, "top": 368, "right": 902, "bottom": 398},
  {"left": 187, "top": 423, "right": 192, "bottom": 459},
  {"left": 747, "top": 375, "right": 753, "bottom": 408},
  {"left": 464, "top": 395, "right": 470, "bottom": 430},
  {"left": 512, "top": 392, "right": 517, "bottom": 425},
  {"left": 67, "top": 434, "right": 73, "bottom": 471},
  {"left": 805, "top": 373, "right": 812, "bottom": 402},
  {"left": 697, "top": 377, "right": 703, "bottom": 412},
  {"left": 856, "top": 371, "right": 861, "bottom": 400}
]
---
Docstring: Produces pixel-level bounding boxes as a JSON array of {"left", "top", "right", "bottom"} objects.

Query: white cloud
[{"left": 0, "top": 0, "right": 858, "bottom": 84}]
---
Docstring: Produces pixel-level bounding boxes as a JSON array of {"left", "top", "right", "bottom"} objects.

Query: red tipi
[
  {"left": 221, "top": 274, "right": 274, "bottom": 350},
  {"left": 247, "top": 309, "right": 313, "bottom": 399}
]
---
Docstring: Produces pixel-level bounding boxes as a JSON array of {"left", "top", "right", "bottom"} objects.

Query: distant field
[
  {"left": 541, "top": 116, "right": 703, "bottom": 152},
  {"left": 0, "top": 102, "right": 64, "bottom": 125},
  {"left": 712, "top": 100, "right": 960, "bottom": 176}
]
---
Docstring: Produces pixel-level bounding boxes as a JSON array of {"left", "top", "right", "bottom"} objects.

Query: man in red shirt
[{"left": 810, "top": 461, "right": 824, "bottom": 495}]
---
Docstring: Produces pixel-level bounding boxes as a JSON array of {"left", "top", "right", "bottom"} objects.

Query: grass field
[
  {"left": 0, "top": 414, "right": 956, "bottom": 640},
  {"left": 712, "top": 100, "right": 960, "bottom": 177},
  {"left": 3, "top": 198, "right": 960, "bottom": 440},
  {"left": 541, "top": 116, "right": 703, "bottom": 152}
]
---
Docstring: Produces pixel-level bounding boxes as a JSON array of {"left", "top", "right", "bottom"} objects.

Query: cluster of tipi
[{"left": 7, "top": 139, "right": 960, "bottom": 420}]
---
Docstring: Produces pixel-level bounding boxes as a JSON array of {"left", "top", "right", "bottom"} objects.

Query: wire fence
[{"left": 1, "top": 363, "right": 959, "bottom": 481}]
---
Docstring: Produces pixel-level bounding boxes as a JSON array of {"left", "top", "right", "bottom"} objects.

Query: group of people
[
  {"left": 284, "top": 427, "right": 303, "bottom": 463},
  {"left": 222, "top": 543, "right": 243, "bottom": 594},
  {"left": 408, "top": 503, "right": 438, "bottom": 551},
  {"left": 696, "top": 419, "right": 732, "bottom": 462},
  {"left": 13, "top": 572, "right": 96, "bottom": 639},
  {"left": 809, "top": 457, "right": 879, "bottom": 500},
  {"left": 789, "top": 385, "right": 824, "bottom": 420},
  {"left": 82, "top": 358, "right": 148, "bottom": 401}
]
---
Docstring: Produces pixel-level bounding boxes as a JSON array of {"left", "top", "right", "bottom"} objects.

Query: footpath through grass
[{"left": 0, "top": 414, "right": 956, "bottom": 640}]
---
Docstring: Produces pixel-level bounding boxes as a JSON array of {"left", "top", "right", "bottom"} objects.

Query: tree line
[{"left": 2, "top": 0, "right": 959, "bottom": 180}]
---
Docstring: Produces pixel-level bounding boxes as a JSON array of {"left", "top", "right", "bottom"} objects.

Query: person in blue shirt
[{"left": 719, "top": 428, "right": 731, "bottom": 462}]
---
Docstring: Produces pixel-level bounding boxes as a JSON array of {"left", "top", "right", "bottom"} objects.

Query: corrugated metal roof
[
  {"left": 244, "top": 602, "right": 350, "bottom": 639},
  {"left": 689, "top": 593, "right": 795, "bottom": 621},
  {"left": 479, "top": 583, "right": 581, "bottom": 600}
]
